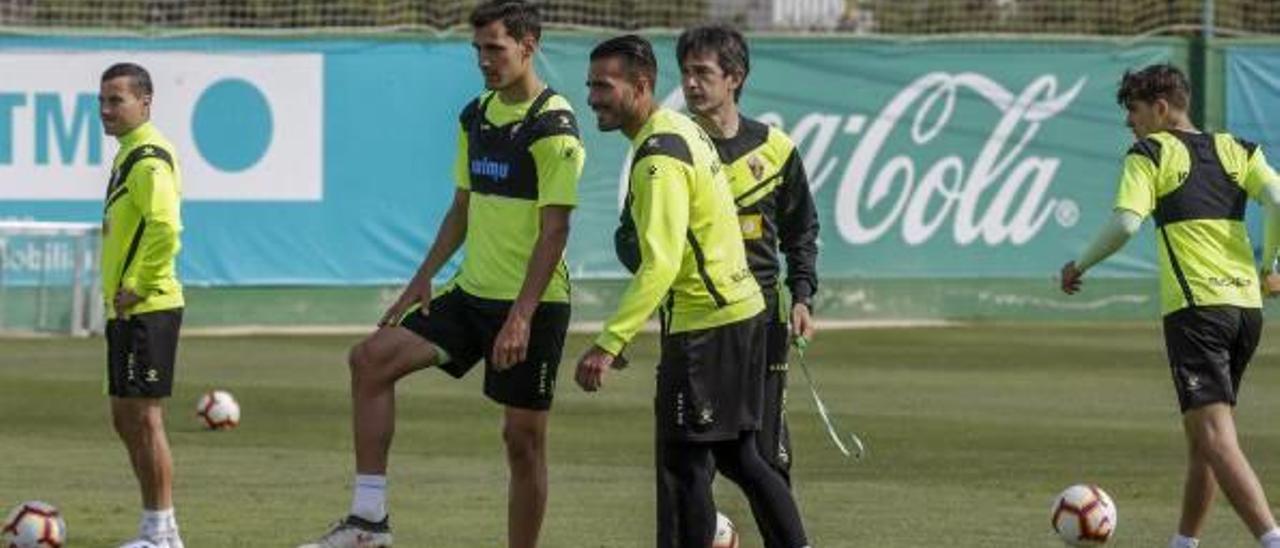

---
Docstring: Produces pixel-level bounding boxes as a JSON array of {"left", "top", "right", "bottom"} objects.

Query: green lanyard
[{"left": 793, "top": 336, "right": 867, "bottom": 461}]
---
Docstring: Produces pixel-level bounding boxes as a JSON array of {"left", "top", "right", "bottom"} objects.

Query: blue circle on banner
[{"left": 192, "top": 78, "right": 273, "bottom": 172}]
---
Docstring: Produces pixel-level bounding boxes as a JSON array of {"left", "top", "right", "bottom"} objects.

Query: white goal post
[{"left": 0, "top": 220, "right": 103, "bottom": 336}]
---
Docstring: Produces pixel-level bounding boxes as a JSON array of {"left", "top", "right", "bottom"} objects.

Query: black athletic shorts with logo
[
  {"left": 106, "top": 308, "right": 183, "bottom": 398},
  {"left": 399, "top": 287, "right": 570, "bottom": 411},
  {"left": 1163, "top": 305, "right": 1262, "bottom": 413},
  {"left": 656, "top": 312, "right": 767, "bottom": 442}
]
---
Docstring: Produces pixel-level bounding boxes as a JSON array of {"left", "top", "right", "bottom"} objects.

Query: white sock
[
  {"left": 1259, "top": 527, "right": 1280, "bottom": 547},
  {"left": 1170, "top": 533, "right": 1199, "bottom": 548},
  {"left": 141, "top": 508, "right": 176, "bottom": 536},
  {"left": 350, "top": 474, "right": 388, "bottom": 522}
]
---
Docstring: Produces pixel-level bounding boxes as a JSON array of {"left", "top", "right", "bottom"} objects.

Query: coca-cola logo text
[{"left": 651, "top": 72, "right": 1086, "bottom": 247}]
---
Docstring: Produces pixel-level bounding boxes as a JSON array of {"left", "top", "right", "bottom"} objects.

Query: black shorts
[
  {"left": 106, "top": 308, "right": 183, "bottom": 398},
  {"left": 656, "top": 313, "right": 766, "bottom": 442},
  {"left": 1163, "top": 305, "right": 1262, "bottom": 412},
  {"left": 760, "top": 288, "right": 793, "bottom": 474},
  {"left": 399, "top": 288, "right": 570, "bottom": 411}
]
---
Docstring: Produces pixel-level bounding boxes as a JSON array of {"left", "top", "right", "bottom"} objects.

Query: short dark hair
[
  {"left": 101, "top": 62, "right": 153, "bottom": 97},
  {"left": 470, "top": 0, "right": 541, "bottom": 42},
  {"left": 1116, "top": 63, "right": 1190, "bottom": 111},
  {"left": 590, "top": 34, "right": 657, "bottom": 89},
  {"left": 676, "top": 24, "right": 750, "bottom": 101}
]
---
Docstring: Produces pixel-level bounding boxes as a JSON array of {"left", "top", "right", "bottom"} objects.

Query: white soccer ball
[
  {"left": 117, "top": 541, "right": 159, "bottom": 548},
  {"left": 2, "top": 500, "right": 66, "bottom": 548},
  {"left": 196, "top": 389, "right": 241, "bottom": 430},
  {"left": 1051, "top": 484, "right": 1117, "bottom": 545},
  {"left": 713, "top": 512, "right": 739, "bottom": 548}
]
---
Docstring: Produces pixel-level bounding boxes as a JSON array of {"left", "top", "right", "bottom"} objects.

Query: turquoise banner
[
  {"left": 1226, "top": 44, "right": 1280, "bottom": 175},
  {"left": 545, "top": 37, "right": 1180, "bottom": 279},
  {"left": 1222, "top": 44, "right": 1280, "bottom": 265},
  {"left": 0, "top": 35, "right": 1181, "bottom": 288}
]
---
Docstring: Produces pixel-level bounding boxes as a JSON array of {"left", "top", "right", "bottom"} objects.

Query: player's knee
[
  {"left": 1199, "top": 431, "right": 1242, "bottom": 464},
  {"left": 715, "top": 458, "right": 745, "bottom": 486},
  {"left": 111, "top": 401, "right": 160, "bottom": 439},
  {"left": 1187, "top": 428, "right": 1214, "bottom": 457},
  {"left": 1187, "top": 411, "right": 1239, "bottom": 458},
  {"left": 502, "top": 421, "right": 545, "bottom": 464},
  {"left": 140, "top": 407, "right": 164, "bottom": 433},
  {"left": 348, "top": 342, "right": 381, "bottom": 383}
]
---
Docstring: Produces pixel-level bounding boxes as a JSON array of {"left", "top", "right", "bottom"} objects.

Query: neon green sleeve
[
  {"left": 595, "top": 156, "right": 691, "bottom": 355},
  {"left": 1075, "top": 209, "right": 1143, "bottom": 273},
  {"left": 1113, "top": 154, "right": 1158, "bottom": 218},
  {"left": 531, "top": 134, "right": 583, "bottom": 207},
  {"left": 1243, "top": 147, "right": 1277, "bottom": 200},
  {"left": 127, "top": 158, "right": 182, "bottom": 294},
  {"left": 1240, "top": 147, "right": 1280, "bottom": 270},
  {"left": 452, "top": 125, "right": 470, "bottom": 190}
]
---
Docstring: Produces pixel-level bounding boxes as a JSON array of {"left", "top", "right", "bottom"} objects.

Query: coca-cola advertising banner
[
  {"left": 555, "top": 37, "right": 1179, "bottom": 279},
  {"left": 0, "top": 36, "right": 1178, "bottom": 285}
]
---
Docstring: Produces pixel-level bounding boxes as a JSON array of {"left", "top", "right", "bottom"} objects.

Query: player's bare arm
[
  {"left": 379, "top": 189, "right": 470, "bottom": 326},
  {"left": 492, "top": 205, "right": 571, "bottom": 369}
]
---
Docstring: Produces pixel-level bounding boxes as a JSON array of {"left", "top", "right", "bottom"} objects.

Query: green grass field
[{"left": 3, "top": 324, "right": 1279, "bottom": 547}]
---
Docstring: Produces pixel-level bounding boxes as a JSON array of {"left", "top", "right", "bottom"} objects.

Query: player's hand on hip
[
  {"left": 113, "top": 288, "right": 142, "bottom": 318},
  {"left": 1059, "top": 261, "right": 1083, "bottom": 295},
  {"left": 380, "top": 278, "right": 432, "bottom": 327},
  {"left": 491, "top": 309, "right": 532, "bottom": 370},
  {"left": 791, "top": 302, "right": 816, "bottom": 340},
  {"left": 575, "top": 345, "right": 614, "bottom": 392}
]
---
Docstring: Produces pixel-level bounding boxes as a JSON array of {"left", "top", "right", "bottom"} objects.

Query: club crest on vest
[{"left": 747, "top": 154, "right": 765, "bottom": 181}]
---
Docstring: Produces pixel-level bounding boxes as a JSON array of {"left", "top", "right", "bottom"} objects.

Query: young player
[{"left": 1060, "top": 63, "right": 1280, "bottom": 548}]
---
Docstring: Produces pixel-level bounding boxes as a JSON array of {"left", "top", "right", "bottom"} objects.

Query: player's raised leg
[
  {"left": 350, "top": 326, "right": 443, "bottom": 477},
  {"left": 299, "top": 326, "right": 442, "bottom": 548}
]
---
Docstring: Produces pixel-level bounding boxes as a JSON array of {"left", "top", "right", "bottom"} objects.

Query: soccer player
[
  {"left": 577, "top": 34, "right": 809, "bottom": 548},
  {"left": 99, "top": 62, "right": 186, "bottom": 548},
  {"left": 300, "top": 1, "right": 583, "bottom": 547},
  {"left": 1060, "top": 63, "right": 1280, "bottom": 548},
  {"left": 676, "top": 24, "right": 819, "bottom": 487}
]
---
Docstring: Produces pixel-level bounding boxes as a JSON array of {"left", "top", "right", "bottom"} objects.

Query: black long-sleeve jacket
[{"left": 713, "top": 116, "right": 819, "bottom": 305}]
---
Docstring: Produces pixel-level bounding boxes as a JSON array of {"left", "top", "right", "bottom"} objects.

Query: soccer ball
[
  {"left": 2, "top": 500, "right": 66, "bottom": 548},
  {"left": 1051, "top": 484, "right": 1117, "bottom": 545},
  {"left": 117, "top": 541, "right": 159, "bottom": 548},
  {"left": 713, "top": 512, "right": 739, "bottom": 548},
  {"left": 196, "top": 389, "right": 241, "bottom": 430}
]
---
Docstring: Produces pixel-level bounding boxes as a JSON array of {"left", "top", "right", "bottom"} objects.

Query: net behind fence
[
  {"left": 0, "top": 221, "right": 102, "bottom": 336},
  {"left": 0, "top": 0, "right": 1276, "bottom": 35}
]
